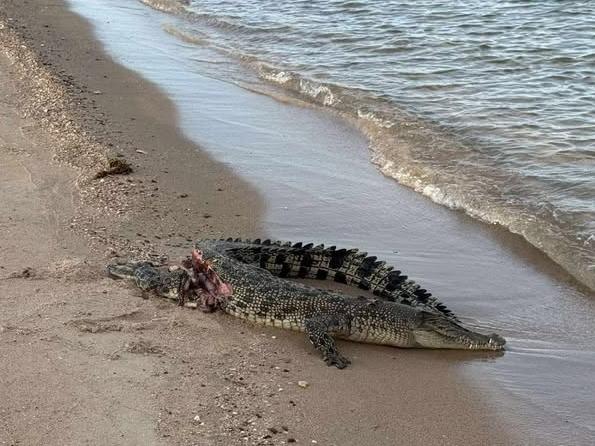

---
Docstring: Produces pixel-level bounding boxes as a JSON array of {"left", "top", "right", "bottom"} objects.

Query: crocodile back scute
[{"left": 196, "top": 238, "right": 458, "bottom": 321}]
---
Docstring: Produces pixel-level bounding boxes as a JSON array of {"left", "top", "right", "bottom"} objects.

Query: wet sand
[{"left": 0, "top": 1, "right": 591, "bottom": 445}]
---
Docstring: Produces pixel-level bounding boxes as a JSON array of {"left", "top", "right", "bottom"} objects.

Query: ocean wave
[
  {"left": 139, "top": 7, "right": 594, "bottom": 291},
  {"left": 256, "top": 65, "right": 339, "bottom": 107},
  {"left": 250, "top": 65, "right": 595, "bottom": 290},
  {"left": 141, "top": 0, "right": 292, "bottom": 35},
  {"left": 139, "top": 0, "right": 188, "bottom": 14},
  {"left": 161, "top": 23, "right": 208, "bottom": 45}
]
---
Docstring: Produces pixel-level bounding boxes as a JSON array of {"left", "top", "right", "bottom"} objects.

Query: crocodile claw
[{"left": 325, "top": 354, "right": 351, "bottom": 369}]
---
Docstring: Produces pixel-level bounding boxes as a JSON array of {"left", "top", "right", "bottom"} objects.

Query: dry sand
[{"left": 1, "top": 1, "right": 516, "bottom": 445}]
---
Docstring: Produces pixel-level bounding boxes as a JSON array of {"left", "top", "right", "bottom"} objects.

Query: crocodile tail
[{"left": 197, "top": 238, "right": 458, "bottom": 320}]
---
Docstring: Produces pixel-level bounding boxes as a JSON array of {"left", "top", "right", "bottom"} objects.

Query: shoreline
[
  {"left": 144, "top": 0, "right": 594, "bottom": 293},
  {"left": 0, "top": 0, "right": 568, "bottom": 445},
  {"left": 1, "top": 0, "right": 264, "bottom": 260}
]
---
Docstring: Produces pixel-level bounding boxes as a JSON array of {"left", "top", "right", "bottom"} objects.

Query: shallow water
[
  {"left": 69, "top": 0, "right": 595, "bottom": 443},
  {"left": 140, "top": 0, "right": 595, "bottom": 291}
]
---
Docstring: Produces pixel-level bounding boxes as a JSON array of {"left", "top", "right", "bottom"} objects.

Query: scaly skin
[
  {"left": 198, "top": 238, "right": 457, "bottom": 320},
  {"left": 107, "top": 239, "right": 506, "bottom": 368},
  {"left": 106, "top": 260, "right": 198, "bottom": 306}
]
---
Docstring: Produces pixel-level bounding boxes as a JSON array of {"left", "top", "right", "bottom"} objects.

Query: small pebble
[{"left": 297, "top": 381, "right": 309, "bottom": 388}]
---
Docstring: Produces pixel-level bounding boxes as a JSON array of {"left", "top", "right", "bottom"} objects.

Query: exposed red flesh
[{"left": 190, "top": 249, "right": 233, "bottom": 312}]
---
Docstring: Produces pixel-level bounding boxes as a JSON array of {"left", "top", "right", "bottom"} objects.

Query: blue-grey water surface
[{"left": 144, "top": 0, "right": 595, "bottom": 289}]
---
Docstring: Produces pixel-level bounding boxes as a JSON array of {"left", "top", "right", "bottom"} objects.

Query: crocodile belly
[
  {"left": 343, "top": 326, "right": 414, "bottom": 347},
  {"left": 224, "top": 305, "right": 306, "bottom": 332}
]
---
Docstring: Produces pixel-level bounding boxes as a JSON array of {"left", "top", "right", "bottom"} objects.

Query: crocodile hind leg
[{"left": 304, "top": 315, "right": 351, "bottom": 369}]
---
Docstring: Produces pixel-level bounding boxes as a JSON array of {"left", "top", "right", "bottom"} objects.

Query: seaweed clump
[{"left": 94, "top": 157, "right": 133, "bottom": 179}]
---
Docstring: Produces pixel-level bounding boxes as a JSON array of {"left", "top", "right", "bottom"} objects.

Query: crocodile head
[
  {"left": 413, "top": 311, "right": 506, "bottom": 351},
  {"left": 107, "top": 260, "right": 186, "bottom": 300},
  {"left": 106, "top": 260, "right": 154, "bottom": 281}
]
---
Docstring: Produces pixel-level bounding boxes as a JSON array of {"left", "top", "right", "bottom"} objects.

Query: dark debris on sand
[{"left": 94, "top": 157, "right": 133, "bottom": 179}]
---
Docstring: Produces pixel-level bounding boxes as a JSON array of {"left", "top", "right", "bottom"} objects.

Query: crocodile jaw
[
  {"left": 106, "top": 263, "right": 136, "bottom": 280},
  {"left": 412, "top": 327, "right": 506, "bottom": 351}
]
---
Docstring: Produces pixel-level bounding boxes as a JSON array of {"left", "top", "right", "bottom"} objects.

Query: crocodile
[
  {"left": 107, "top": 239, "right": 505, "bottom": 368},
  {"left": 201, "top": 238, "right": 458, "bottom": 320}
]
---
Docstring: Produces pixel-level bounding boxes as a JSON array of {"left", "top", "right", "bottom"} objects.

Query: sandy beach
[{"left": 1, "top": 1, "right": 593, "bottom": 445}]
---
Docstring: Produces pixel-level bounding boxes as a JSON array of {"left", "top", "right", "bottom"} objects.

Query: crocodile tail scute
[{"left": 200, "top": 238, "right": 458, "bottom": 320}]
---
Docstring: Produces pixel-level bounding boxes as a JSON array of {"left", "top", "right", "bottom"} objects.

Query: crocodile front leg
[
  {"left": 176, "top": 270, "right": 193, "bottom": 306},
  {"left": 304, "top": 315, "right": 352, "bottom": 369}
]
